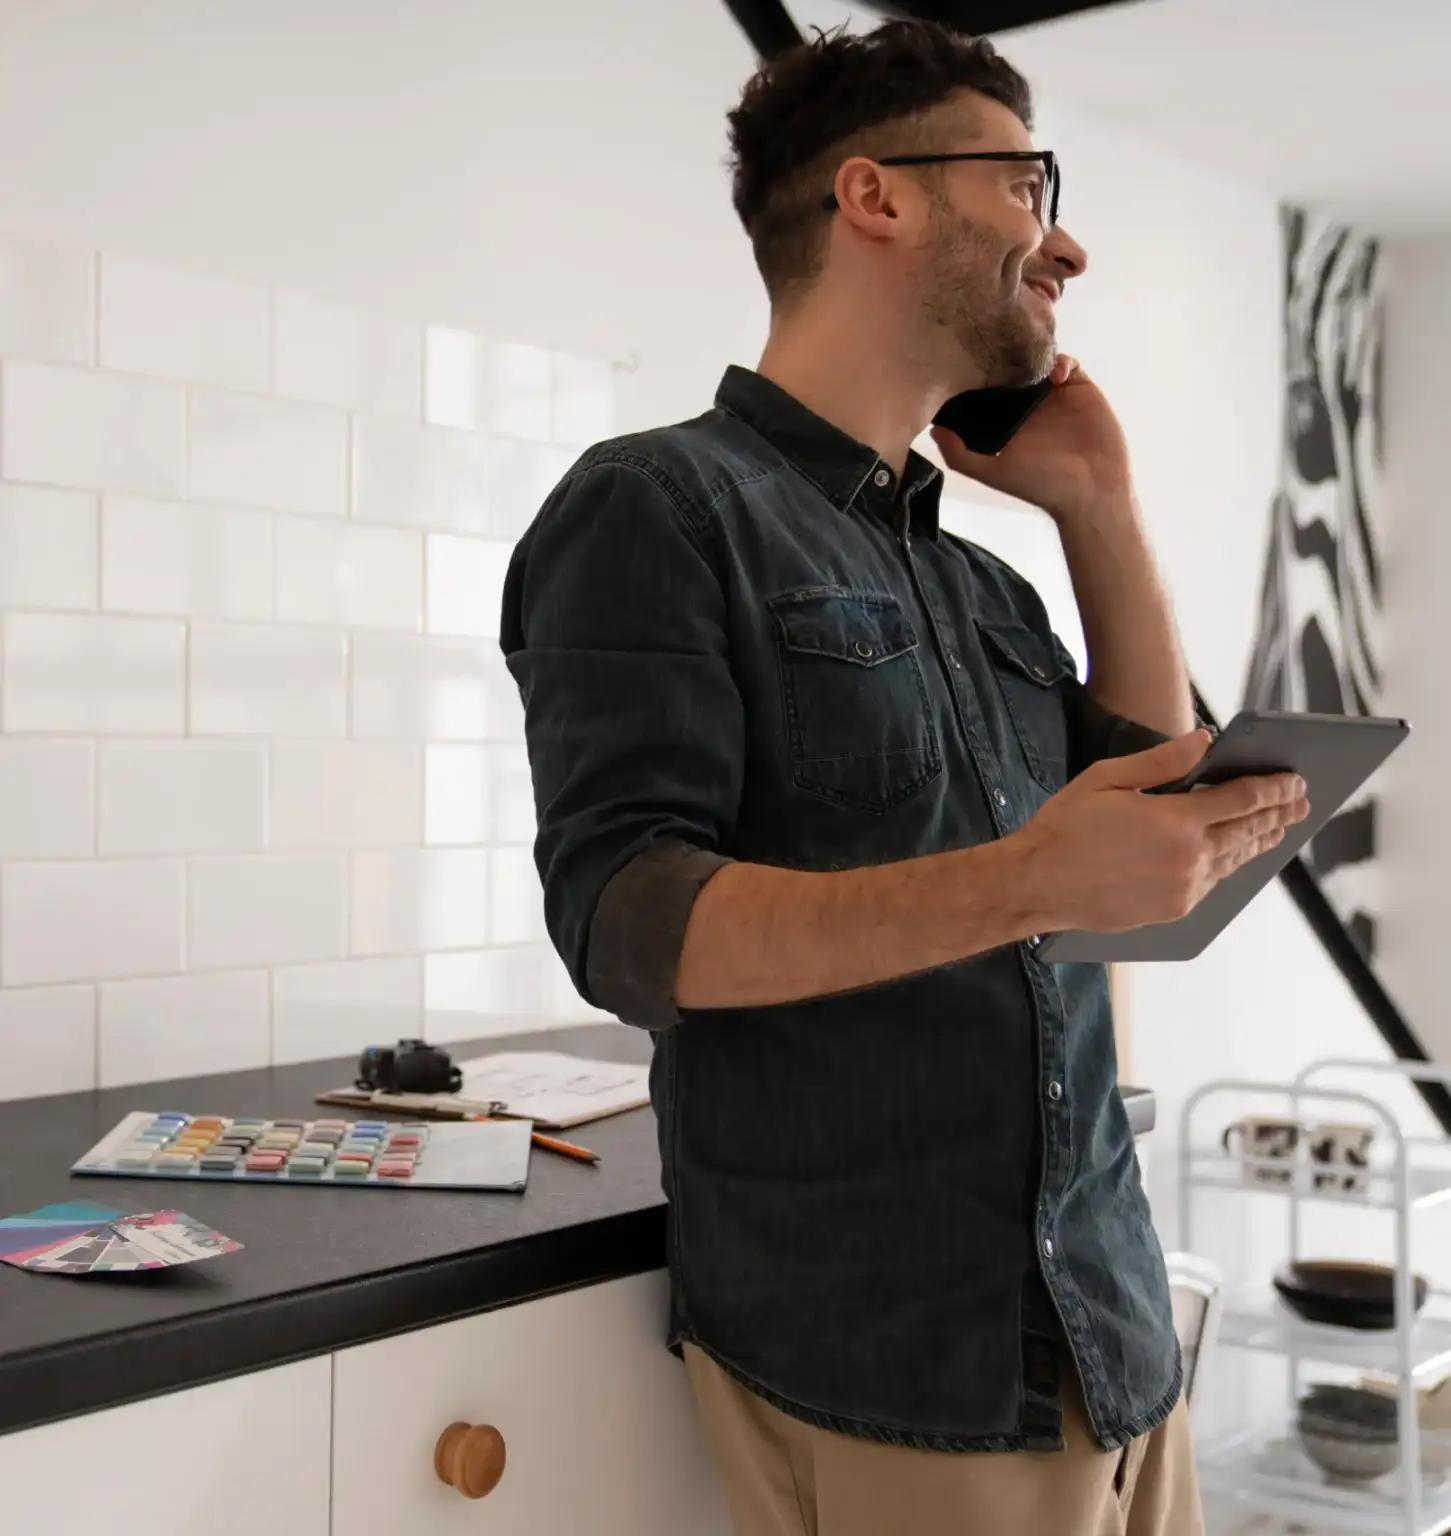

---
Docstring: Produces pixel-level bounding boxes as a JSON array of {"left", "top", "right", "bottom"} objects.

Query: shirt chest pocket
[
  {"left": 975, "top": 617, "right": 1072, "bottom": 792},
  {"left": 769, "top": 588, "right": 943, "bottom": 814}
]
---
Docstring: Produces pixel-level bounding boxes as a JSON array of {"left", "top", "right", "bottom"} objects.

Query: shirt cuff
[{"left": 585, "top": 842, "right": 735, "bottom": 1031}]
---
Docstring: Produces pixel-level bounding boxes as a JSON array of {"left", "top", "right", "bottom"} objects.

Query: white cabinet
[
  {"left": 331, "top": 1269, "right": 731, "bottom": 1535},
  {"left": 0, "top": 1356, "right": 331, "bottom": 1536}
]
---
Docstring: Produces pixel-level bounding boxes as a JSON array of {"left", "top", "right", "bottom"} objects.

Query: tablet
[{"left": 1034, "top": 710, "right": 1409, "bottom": 964}]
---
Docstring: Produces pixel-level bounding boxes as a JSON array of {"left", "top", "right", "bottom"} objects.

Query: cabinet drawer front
[
  {"left": 0, "top": 1357, "right": 330, "bottom": 1535},
  {"left": 332, "top": 1270, "right": 730, "bottom": 1535}
]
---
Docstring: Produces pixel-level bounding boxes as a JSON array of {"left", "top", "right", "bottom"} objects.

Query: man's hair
[{"left": 726, "top": 21, "right": 1032, "bottom": 303}]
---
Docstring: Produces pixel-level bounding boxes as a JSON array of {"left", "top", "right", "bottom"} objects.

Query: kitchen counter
[{"left": 0, "top": 1020, "right": 1156, "bottom": 1438}]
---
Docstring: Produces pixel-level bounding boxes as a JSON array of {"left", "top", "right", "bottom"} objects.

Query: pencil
[{"left": 528, "top": 1129, "right": 602, "bottom": 1164}]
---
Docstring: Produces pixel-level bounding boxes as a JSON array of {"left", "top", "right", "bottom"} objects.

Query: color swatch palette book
[
  {"left": 73, "top": 1112, "right": 533, "bottom": 1192},
  {"left": 0, "top": 1200, "right": 240, "bottom": 1275}
]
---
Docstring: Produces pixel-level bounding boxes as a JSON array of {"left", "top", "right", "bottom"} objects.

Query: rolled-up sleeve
[
  {"left": 499, "top": 455, "right": 741, "bottom": 1030},
  {"left": 1064, "top": 654, "right": 1211, "bottom": 775},
  {"left": 1065, "top": 683, "right": 1171, "bottom": 773}
]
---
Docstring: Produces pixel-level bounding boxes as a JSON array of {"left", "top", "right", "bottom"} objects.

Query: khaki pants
[{"left": 684, "top": 1344, "right": 1204, "bottom": 1536}]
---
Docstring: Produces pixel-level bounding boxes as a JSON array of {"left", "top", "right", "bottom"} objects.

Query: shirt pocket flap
[
  {"left": 770, "top": 590, "right": 919, "bottom": 668},
  {"left": 975, "top": 617, "right": 1071, "bottom": 688}
]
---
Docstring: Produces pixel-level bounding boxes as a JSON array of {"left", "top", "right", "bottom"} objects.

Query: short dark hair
[{"left": 726, "top": 21, "right": 1033, "bottom": 303}]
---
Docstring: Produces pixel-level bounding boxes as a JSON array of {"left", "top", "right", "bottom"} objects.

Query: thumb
[{"left": 1099, "top": 729, "right": 1212, "bottom": 791}]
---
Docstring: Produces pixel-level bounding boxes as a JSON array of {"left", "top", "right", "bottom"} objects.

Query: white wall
[{"left": 1379, "top": 236, "right": 1451, "bottom": 1067}]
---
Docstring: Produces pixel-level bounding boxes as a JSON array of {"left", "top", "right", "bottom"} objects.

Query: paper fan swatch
[{"left": 0, "top": 1202, "right": 240, "bottom": 1275}]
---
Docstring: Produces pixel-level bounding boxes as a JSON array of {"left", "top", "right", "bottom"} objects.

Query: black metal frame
[
  {"left": 720, "top": 0, "right": 1135, "bottom": 54},
  {"left": 716, "top": 0, "right": 1451, "bottom": 1135}
]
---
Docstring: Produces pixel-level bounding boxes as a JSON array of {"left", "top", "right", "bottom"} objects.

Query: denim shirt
[{"left": 500, "top": 365, "right": 1180, "bottom": 1453}]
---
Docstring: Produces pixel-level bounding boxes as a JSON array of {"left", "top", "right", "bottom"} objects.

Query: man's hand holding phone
[
  {"left": 1012, "top": 730, "right": 1312, "bottom": 936},
  {"left": 932, "top": 354, "right": 1131, "bottom": 525}
]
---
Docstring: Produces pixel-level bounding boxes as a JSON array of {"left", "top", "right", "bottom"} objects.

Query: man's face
[{"left": 908, "top": 94, "right": 1085, "bottom": 388}]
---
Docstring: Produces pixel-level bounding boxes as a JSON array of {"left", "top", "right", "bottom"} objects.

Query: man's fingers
[
  {"left": 1206, "top": 802, "right": 1306, "bottom": 877},
  {"left": 1206, "top": 829, "right": 1279, "bottom": 882},
  {"left": 1194, "top": 772, "right": 1306, "bottom": 825},
  {"left": 1101, "top": 729, "right": 1211, "bottom": 791}
]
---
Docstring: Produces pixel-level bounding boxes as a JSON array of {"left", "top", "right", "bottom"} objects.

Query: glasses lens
[{"left": 1044, "top": 158, "right": 1060, "bottom": 231}]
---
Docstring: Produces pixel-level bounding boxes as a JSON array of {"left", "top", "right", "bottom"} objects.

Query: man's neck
[{"left": 755, "top": 304, "right": 980, "bottom": 478}]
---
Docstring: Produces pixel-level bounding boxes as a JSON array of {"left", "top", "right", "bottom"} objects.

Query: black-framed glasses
[{"left": 821, "top": 150, "right": 1060, "bottom": 232}]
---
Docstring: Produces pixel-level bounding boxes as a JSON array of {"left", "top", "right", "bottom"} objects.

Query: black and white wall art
[{"left": 1242, "top": 206, "right": 1385, "bottom": 956}]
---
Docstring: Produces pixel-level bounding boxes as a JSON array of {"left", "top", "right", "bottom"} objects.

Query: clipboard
[{"left": 1035, "top": 710, "right": 1409, "bottom": 964}]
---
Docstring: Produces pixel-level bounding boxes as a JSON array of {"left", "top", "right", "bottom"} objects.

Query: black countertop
[{"left": 0, "top": 1022, "right": 1156, "bottom": 1438}]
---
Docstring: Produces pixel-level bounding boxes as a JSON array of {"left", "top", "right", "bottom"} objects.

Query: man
[{"left": 501, "top": 20, "right": 1307, "bottom": 1536}]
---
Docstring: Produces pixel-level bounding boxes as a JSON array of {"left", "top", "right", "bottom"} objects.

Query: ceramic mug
[
  {"left": 1308, "top": 1122, "right": 1375, "bottom": 1193},
  {"left": 1222, "top": 1116, "right": 1301, "bottom": 1185}
]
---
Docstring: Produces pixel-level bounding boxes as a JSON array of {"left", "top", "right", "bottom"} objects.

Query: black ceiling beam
[
  {"left": 720, "top": 0, "right": 803, "bottom": 58},
  {"left": 720, "top": 0, "right": 1140, "bottom": 60},
  {"left": 880, "top": 0, "right": 1140, "bottom": 35}
]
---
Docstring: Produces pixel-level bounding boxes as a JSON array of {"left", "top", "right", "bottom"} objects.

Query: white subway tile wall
[
  {"left": 0, "top": 984, "right": 96, "bottom": 1097},
  {"left": 98, "top": 742, "right": 268, "bottom": 856},
  {"left": 350, "top": 848, "right": 490, "bottom": 955},
  {"left": 0, "top": 486, "right": 98, "bottom": 610},
  {"left": 188, "top": 390, "right": 349, "bottom": 516},
  {"left": 272, "top": 292, "right": 421, "bottom": 418},
  {"left": 99, "top": 970, "right": 272, "bottom": 1086},
  {"left": 0, "top": 235, "right": 94, "bottom": 365},
  {"left": 2, "top": 859, "right": 186, "bottom": 987},
  {"left": 187, "top": 855, "right": 348, "bottom": 970},
  {"left": 0, "top": 741, "right": 96, "bottom": 858},
  {"left": 3, "top": 613, "right": 186, "bottom": 735},
  {"left": 190, "top": 622, "right": 348, "bottom": 737},
  {"left": 0, "top": 233, "right": 615, "bottom": 1099},
  {"left": 2, "top": 362, "right": 186, "bottom": 496},
  {"left": 102, "top": 498, "right": 274, "bottom": 620},
  {"left": 352, "top": 414, "right": 490, "bottom": 533},
  {"left": 99, "top": 258, "right": 270, "bottom": 393},
  {"left": 272, "top": 956, "right": 424, "bottom": 1066}
]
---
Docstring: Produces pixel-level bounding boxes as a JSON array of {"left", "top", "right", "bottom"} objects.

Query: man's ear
[{"left": 833, "top": 157, "right": 901, "bottom": 236}]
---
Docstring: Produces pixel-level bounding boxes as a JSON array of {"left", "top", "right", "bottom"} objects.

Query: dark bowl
[
  {"left": 1299, "top": 1383, "right": 1400, "bottom": 1438},
  {"left": 1273, "top": 1260, "right": 1428, "bottom": 1331}
]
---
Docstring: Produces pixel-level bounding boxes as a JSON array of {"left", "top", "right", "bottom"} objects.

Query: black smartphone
[{"left": 932, "top": 379, "right": 1053, "bottom": 456}]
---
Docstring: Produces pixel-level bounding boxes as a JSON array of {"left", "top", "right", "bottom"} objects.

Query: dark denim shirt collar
[{"left": 715, "top": 365, "right": 944, "bottom": 539}]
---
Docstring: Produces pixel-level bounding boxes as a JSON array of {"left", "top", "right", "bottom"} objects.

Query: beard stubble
[{"left": 919, "top": 197, "right": 1055, "bottom": 388}]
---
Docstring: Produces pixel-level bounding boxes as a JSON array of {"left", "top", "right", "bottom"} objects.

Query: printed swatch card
[{"left": 0, "top": 1201, "right": 240, "bottom": 1275}]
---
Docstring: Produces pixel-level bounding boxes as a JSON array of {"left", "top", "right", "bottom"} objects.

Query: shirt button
[
  {"left": 993, "top": 788, "right": 1007, "bottom": 808},
  {"left": 1032, "top": 664, "right": 1048, "bottom": 679},
  {"left": 1047, "top": 1081, "right": 1063, "bottom": 1101},
  {"left": 854, "top": 641, "right": 874, "bottom": 659},
  {"left": 873, "top": 468, "right": 891, "bottom": 488},
  {"left": 1042, "top": 1238, "right": 1054, "bottom": 1259},
  {"left": 948, "top": 652, "right": 962, "bottom": 670}
]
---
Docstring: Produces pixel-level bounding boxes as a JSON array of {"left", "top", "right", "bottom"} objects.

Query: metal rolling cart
[{"left": 1180, "top": 1058, "right": 1451, "bottom": 1536}]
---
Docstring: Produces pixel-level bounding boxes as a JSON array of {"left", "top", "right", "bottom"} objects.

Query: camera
[{"left": 356, "top": 1039, "right": 462, "bottom": 1095}]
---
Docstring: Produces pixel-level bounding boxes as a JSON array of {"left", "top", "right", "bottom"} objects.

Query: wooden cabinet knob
[{"left": 434, "top": 1421, "right": 507, "bottom": 1500}]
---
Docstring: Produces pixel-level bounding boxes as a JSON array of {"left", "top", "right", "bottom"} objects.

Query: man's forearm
[
  {"left": 1055, "top": 491, "right": 1193, "bottom": 737},
  {"left": 674, "top": 839, "right": 1051, "bottom": 1010}
]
